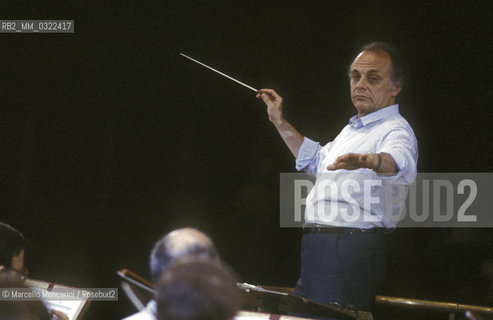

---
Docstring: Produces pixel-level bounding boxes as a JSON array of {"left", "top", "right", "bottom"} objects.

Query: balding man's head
[{"left": 149, "top": 228, "right": 218, "bottom": 283}]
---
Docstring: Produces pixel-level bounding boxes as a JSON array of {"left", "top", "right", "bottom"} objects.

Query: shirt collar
[{"left": 348, "top": 104, "right": 399, "bottom": 128}]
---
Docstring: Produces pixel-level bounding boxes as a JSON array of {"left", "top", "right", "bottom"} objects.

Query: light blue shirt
[
  {"left": 296, "top": 105, "right": 418, "bottom": 229},
  {"left": 122, "top": 300, "right": 156, "bottom": 320}
]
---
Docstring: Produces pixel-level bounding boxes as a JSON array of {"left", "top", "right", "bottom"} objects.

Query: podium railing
[
  {"left": 117, "top": 269, "right": 493, "bottom": 320},
  {"left": 261, "top": 286, "right": 493, "bottom": 319}
]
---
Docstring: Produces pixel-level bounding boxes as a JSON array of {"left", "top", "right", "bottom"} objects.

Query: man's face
[
  {"left": 349, "top": 50, "right": 402, "bottom": 117},
  {"left": 11, "top": 249, "right": 25, "bottom": 274}
]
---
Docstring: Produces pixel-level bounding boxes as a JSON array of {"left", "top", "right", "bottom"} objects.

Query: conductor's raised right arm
[{"left": 256, "top": 89, "right": 304, "bottom": 158}]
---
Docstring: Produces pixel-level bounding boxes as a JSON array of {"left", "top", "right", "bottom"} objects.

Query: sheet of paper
[{"left": 24, "top": 278, "right": 89, "bottom": 320}]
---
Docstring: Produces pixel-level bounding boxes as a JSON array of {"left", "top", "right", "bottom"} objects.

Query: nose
[{"left": 354, "top": 76, "right": 368, "bottom": 88}]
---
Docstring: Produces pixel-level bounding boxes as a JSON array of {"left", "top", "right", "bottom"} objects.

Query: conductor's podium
[{"left": 237, "top": 283, "right": 373, "bottom": 320}]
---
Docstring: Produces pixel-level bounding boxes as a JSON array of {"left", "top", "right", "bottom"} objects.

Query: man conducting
[{"left": 257, "top": 42, "right": 418, "bottom": 312}]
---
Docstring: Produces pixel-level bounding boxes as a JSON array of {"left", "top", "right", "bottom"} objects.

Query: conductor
[{"left": 257, "top": 42, "right": 418, "bottom": 312}]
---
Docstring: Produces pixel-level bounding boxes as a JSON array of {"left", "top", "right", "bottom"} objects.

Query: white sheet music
[{"left": 24, "top": 278, "right": 89, "bottom": 320}]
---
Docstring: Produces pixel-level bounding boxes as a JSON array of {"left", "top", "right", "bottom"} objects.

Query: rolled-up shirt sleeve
[
  {"left": 295, "top": 137, "right": 322, "bottom": 175},
  {"left": 379, "top": 126, "right": 418, "bottom": 184}
]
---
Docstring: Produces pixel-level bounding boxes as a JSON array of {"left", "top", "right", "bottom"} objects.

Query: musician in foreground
[
  {"left": 0, "top": 222, "right": 69, "bottom": 320},
  {"left": 123, "top": 228, "right": 220, "bottom": 320}
]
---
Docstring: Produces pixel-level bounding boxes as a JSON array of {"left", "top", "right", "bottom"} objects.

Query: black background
[{"left": 1, "top": 0, "right": 492, "bottom": 318}]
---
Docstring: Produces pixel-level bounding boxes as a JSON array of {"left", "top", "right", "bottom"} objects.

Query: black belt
[{"left": 302, "top": 225, "right": 386, "bottom": 235}]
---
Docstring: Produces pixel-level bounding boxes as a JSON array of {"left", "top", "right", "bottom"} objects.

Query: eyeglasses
[
  {"left": 0, "top": 266, "right": 29, "bottom": 282},
  {"left": 19, "top": 267, "right": 29, "bottom": 281}
]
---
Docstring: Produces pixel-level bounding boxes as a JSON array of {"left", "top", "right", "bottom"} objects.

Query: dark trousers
[{"left": 294, "top": 231, "right": 386, "bottom": 312}]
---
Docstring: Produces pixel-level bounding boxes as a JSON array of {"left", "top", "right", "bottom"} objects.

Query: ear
[{"left": 391, "top": 81, "right": 403, "bottom": 98}]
